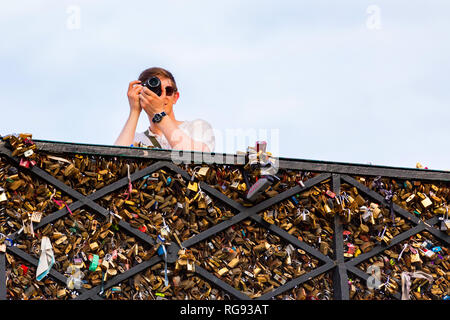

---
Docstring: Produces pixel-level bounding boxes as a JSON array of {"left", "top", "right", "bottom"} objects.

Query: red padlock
[
  {"left": 326, "top": 190, "right": 336, "bottom": 198},
  {"left": 346, "top": 243, "right": 356, "bottom": 255},
  {"left": 20, "top": 264, "right": 28, "bottom": 276},
  {"left": 19, "top": 158, "right": 30, "bottom": 168},
  {"left": 256, "top": 141, "right": 267, "bottom": 153}
]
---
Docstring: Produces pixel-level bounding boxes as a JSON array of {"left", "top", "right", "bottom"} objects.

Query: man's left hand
[{"left": 139, "top": 86, "right": 169, "bottom": 116}]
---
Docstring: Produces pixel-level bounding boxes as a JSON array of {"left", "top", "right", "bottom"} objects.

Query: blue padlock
[
  {"left": 5, "top": 238, "right": 13, "bottom": 246},
  {"left": 157, "top": 235, "right": 166, "bottom": 256}
]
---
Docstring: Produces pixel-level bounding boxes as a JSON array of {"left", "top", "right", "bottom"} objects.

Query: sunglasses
[{"left": 165, "top": 86, "right": 176, "bottom": 96}]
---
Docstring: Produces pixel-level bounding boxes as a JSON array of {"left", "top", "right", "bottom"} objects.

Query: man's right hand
[{"left": 127, "top": 80, "right": 143, "bottom": 113}]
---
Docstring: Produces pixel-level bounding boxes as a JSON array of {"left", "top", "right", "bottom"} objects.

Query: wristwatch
[{"left": 152, "top": 111, "right": 167, "bottom": 123}]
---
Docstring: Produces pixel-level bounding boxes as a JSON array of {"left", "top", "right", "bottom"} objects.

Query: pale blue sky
[{"left": 1, "top": 1, "right": 449, "bottom": 170}]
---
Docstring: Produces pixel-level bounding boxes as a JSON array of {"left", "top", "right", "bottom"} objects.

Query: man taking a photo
[{"left": 115, "top": 67, "right": 215, "bottom": 152}]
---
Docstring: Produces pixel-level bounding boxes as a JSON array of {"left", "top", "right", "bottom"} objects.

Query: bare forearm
[
  {"left": 114, "top": 111, "right": 140, "bottom": 146},
  {"left": 157, "top": 116, "right": 210, "bottom": 152}
]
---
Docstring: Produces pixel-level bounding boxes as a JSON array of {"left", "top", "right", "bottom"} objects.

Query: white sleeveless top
[{"left": 133, "top": 118, "right": 215, "bottom": 152}]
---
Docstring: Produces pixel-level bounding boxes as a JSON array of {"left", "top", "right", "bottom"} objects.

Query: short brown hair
[{"left": 138, "top": 67, "right": 178, "bottom": 92}]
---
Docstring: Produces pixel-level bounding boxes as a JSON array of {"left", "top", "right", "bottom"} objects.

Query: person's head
[{"left": 138, "top": 67, "right": 180, "bottom": 110}]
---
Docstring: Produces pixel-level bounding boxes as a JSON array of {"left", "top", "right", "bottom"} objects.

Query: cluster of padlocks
[{"left": 0, "top": 134, "right": 448, "bottom": 300}]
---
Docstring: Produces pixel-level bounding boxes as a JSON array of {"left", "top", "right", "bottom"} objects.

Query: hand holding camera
[
  {"left": 139, "top": 76, "right": 170, "bottom": 116},
  {"left": 127, "top": 80, "right": 143, "bottom": 114}
]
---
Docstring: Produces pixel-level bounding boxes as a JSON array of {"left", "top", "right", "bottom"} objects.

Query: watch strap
[{"left": 152, "top": 111, "right": 167, "bottom": 123}]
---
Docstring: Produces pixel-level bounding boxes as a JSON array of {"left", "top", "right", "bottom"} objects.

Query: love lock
[{"left": 158, "top": 241, "right": 180, "bottom": 264}]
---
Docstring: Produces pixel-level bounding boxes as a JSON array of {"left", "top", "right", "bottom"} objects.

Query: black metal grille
[{"left": 0, "top": 140, "right": 449, "bottom": 300}]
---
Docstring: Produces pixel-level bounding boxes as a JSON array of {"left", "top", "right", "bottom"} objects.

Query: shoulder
[
  {"left": 134, "top": 131, "right": 146, "bottom": 139},
  {"left": 183, "top": 118, "right": 213, "bottom": 130},
  {"left": 133, "top": 131, "right": 150, "bottom": 144},
  {"left": 182, "top": 119, "right": 215, "bottom": 152},
  {"left": 182, "top": 119, "right": 214, "bottom": 137}
]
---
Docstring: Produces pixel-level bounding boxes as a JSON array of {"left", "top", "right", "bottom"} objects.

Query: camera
[{"left": 142, "top": 76, "right": 162, "bottom": 96}]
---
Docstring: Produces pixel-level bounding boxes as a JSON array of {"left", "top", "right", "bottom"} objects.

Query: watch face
[{"left": 153, "top": 114, "right": 161, "bottom": 122}]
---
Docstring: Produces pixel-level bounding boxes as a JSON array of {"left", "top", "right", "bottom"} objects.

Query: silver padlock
[
  {"left": 246, "top": 177, "right": 273, "bottom": 202},
  {"left": 439, "top": 206, "right": 449, "bottom": 232}
]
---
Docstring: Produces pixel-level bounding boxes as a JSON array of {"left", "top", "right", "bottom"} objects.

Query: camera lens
[
  {"left": 143, "top": 76, "right": 162, "bottom": 96},
  {"left": 148, "top": 77, "right": 160, "bottom": 87}
]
